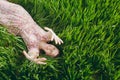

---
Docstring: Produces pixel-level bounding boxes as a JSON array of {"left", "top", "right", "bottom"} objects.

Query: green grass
[{"left": 0, "top": 0, "right": 120, "bottom": 80}]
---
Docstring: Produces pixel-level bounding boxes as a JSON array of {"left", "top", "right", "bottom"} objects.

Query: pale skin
[{"left": 0, "top": 0, "right": 63, "bottom": 64}]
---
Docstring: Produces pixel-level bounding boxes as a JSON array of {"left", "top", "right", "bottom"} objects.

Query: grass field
[{"left": 0, "top": 0, "right": 120, "bottom": 80}]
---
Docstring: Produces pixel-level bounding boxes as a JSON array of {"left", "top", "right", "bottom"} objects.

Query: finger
[
  {"left": 58, "top": 38, "right": 62, "bottom": 45},
  {"left": 37, "top": 61, "right": 47, "bottom": 64},
  {"left": 34, "top": 57, "right": 47, "bottom": 64},
  {"left": 58, "top": 38, "right": 64, "bottom": 45},
  {"left": 54, "top": 36, "right": 62, "bottom": 45},
  {"left": 57, "top": 37, "right": 63, "bottom": 45},
  {"left": 51, "top": 35, "right": 54, "bottom": 41},
  {"left": 34, "top": 57, "right": 47, "bottom": 62},
  {"left": 55, "top": 37, "right": 58, "bottom": 44},
  {"left": 57, "top": 37, "right": 62, "bottom": 45},
  {"left": 53, "top": 36, "right": 57, "bottom": 44},
  {"left": 58, "top": 39, "right": 61, "bottom": 45}
]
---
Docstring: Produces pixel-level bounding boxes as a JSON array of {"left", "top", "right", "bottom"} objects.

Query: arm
[{"left": 0, "top": 0, "right": 63, "bottom": 64}]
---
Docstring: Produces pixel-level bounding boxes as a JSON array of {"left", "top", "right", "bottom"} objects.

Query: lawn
[{"left": 0, "top": 0, "right": 120, "bottom": 80}]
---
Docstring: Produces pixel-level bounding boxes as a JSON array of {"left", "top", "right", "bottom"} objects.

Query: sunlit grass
[{"left": 0, "top": 0, "right": 120, "bottom": 80}]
